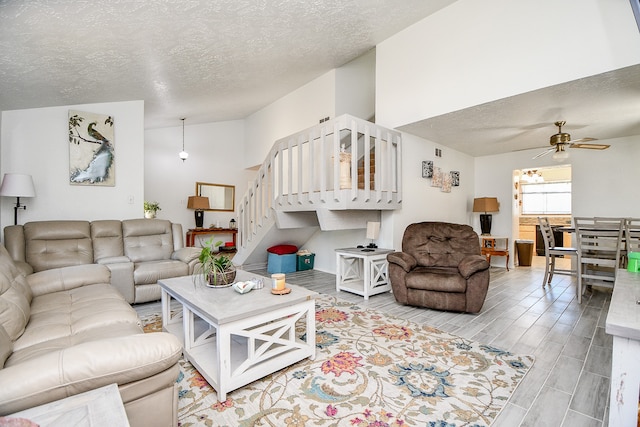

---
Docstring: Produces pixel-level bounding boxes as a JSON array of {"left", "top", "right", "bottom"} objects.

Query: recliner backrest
[
  {"left": 24, "top": 221, "right": 93, "bottom": 272},
  {"left": 122, "top": 219, "right": 174, "bottom": 262},
  {"left": 402, "top": 222, "right": 481, "bottom": 268}
]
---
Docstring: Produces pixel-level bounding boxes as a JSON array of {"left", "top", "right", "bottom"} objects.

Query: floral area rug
[{"left": 141, "top": 294, "right": 534, "bottom": 426}]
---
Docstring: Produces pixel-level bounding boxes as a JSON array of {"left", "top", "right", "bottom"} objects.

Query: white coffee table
[{"left": 159, "top": 271, "right": 317, "bottom": 402}]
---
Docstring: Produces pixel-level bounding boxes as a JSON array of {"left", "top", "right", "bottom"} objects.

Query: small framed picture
[
  {"left": 422, "top": 160, "right": 433, "bottom": 178},
  {"left": 450, "top": 171, "right": 460, "bottom": 186},
  {"left": 431, "top": 167, "right": 442, "bottom": 187}
]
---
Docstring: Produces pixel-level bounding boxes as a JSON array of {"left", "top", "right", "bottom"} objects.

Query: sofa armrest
[
  {"left": 96, "top": 256, "right": 131, "bottom": 264},
  {"left": 27, "top": 264, "right": 111, "bottom": 297},
  {"left": 0, "top": 333, "right": 183, "bottom": 415},
  {"left": 172, "top": 247, "right": 201, "bottom": 264},
  {"left": 12, "top": 260, "right": 33, "bottom": 276},
  {"left": 458, "top": 255, "right": 490, "bottom": 279},
  {"left": 387, "top": 252, "right": 417, "bottom": 272}
]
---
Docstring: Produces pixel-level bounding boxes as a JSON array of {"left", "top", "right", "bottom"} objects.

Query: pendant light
[{"left": 179, "top": 118, "right": 189, "bottom": 161}]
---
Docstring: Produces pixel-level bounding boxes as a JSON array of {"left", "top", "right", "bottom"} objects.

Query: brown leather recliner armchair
[{"left": 387, "top": 222, "right": 490, "bottom": 313}]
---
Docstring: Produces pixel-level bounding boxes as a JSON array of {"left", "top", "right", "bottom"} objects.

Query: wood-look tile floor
[{"left": 139, "top": 256, "right": 612, "bottom": 427}]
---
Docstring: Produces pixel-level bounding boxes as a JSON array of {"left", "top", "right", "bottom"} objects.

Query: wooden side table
[
  {"left": 335, "top": 247, "right": 394, "bottom": 299},
  {"left": 480, "top": 236, "right": 509, "bottom": 271}
]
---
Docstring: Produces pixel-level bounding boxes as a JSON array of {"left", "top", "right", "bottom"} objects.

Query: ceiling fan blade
[
  {"left": 569, "top": 137, "right": 597, "bottom": 144},
  {"left": 532, "top": 147, "right": 555, "bottom": 159},
  {"left": 569, "top": 142, "right": 610, "bottom": 150}
]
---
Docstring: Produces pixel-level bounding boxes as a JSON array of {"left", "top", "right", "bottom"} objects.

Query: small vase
[{"left": 144, "top": 211, "right": 156, "bottom": 219}]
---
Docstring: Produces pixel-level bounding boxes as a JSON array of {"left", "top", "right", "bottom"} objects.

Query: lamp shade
[
  {"left": 473, "top": 197, "right": 499, "bottom": 214},
  {"left": 0, "top": 174, "right": 36, "bottom": 197},
  {"left": 366, "top": 221, "right": 380, "bottom": 240},
  {"left": 187, "top": 196, "right": 209, "bottom": 210}
]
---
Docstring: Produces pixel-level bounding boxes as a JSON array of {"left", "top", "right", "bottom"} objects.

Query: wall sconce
[
  {"left": 473, "top": 197, "right": 499, "bottom": 235},
  {"left": 179, "top": 118, "right": 189, "bottom": 161},
  {"left": 0, "top": 173, "right": 36, "bottom": 225},
  {"left": 187, "top": 196, "right": 209, "bottom": 228}
]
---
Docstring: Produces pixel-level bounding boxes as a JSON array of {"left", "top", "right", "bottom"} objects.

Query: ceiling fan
[{"left": 533, "top": 121, "right": 610, "bottom": 160}]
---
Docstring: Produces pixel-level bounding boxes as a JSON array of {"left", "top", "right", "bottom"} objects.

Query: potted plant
[
  {"left": 144, "top": 201, "right": 161, "bottom": 219},
  {"left": 196, "top": 238, "right": 236, "bottom": 287}
]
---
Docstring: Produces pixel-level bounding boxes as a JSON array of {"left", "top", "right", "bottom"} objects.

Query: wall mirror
[{"left": 195, "top": 182, "right": 235, "bottom": 211}]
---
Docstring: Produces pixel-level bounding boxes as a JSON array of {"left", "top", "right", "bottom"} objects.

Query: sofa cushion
[
  {"left": 24, "top": 221, "right": 93, "bottom": 272},
  {"left": 402, "top": 222, "right": 481, "bottom": 268},
  {"left": 123, "top": 219, "right": 174, "bottom": 262},
  {"left": 405, "top": 267, "right": 467, "bottom": 293},
  {"left": 13, "top": 283, "right": 140, "bottom": 352},
  {"left": 267, "top": 244, "right": 298, "bottom": 255},
  {"left": 133, "top": 260, "right": 189, "bottom": 285}
]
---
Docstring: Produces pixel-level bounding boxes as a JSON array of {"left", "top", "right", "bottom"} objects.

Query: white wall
[
  {"left": 335, "top": 48, "right": 376, "bottom": 120},
  {"left": 387, "top": 133, "right": 476, "bottom": 250},
  {"left": 376, "top": 0, "right": 640, "bottom": 129},
  {"left": 0, "top": 100, "right": 144, "bottom": 231},
  {"left": 144, "top": 120, "right": 254, "bottom": 236},
  {"left": 243, "top": 71, "right": 336, "bottom": 169}
]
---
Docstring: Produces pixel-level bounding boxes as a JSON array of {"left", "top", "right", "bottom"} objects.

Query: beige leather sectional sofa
[
  {"left": 4, "top": 219, "right": 201, "bottom": 304},
  {"left": 0, "top": 242, "right": 183, "bottom": 426}
]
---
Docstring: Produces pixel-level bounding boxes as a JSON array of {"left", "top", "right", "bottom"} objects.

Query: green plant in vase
[
  {"left": 143, "top": 201, "right": 161, "bottom": 219},
  {"left": 196, "top": 238, "right": 236, "bottom": 287}
]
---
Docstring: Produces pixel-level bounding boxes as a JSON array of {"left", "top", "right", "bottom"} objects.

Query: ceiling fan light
[{"left": 552, "top": 146, "right": 569, "bottom": 161}]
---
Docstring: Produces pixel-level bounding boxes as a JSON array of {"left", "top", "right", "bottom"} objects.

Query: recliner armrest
[
  {"left": 387, "top": 252, "right": 417, "bottom": 272},
  {"left": 172, "top": 247, "right": 201, "bottom": 264},
  {"left": 458, "top": 255, "right": 490, "bottom": 279},
  {"left": 96, "top": 256, "right": 131, "bottom": 264}
]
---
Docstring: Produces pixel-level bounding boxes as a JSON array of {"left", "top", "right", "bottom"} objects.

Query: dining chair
[
  {"left": 538, "top": 217, "right": 577, "bottom": 287},
  {"left": 574, "top": 217, "right": 625, "bottom": 304},
  {"left": 625, "top": 218, "right": 640, "bottom": 261}
]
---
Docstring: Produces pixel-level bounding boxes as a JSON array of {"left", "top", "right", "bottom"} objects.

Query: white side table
[{"left": 335, "top": 247, "right": 394, "bottom": 299}]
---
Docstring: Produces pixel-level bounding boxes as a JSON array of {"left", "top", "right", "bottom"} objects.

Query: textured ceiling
[
  {"left": 0, "top": 0, "right": 456, "bottom": 129},
  {"left": 399, "top": 64, "right": 640, "bottom": 157},
  {"left": 399, "top": 65, "right": 640, "bottom": 156}
]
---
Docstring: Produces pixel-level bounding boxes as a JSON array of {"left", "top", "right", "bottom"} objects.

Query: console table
[
  {"left": 186, "top": 227, "right": 237, "bottom": 248},
  {"left": 480, "top": 236, "right": 509, "bottom": 271},
  {"left": 335, "top": 247, "right": 394, "bottom": 299}
]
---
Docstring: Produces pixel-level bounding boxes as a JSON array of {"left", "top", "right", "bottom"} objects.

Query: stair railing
[{"left": 238, "top": 114, "right": 401, "bottom": 249}]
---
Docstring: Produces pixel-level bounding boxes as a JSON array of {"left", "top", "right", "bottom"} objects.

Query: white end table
[{"left": 335, "top": 247, "right": 394, "bottom": 299}]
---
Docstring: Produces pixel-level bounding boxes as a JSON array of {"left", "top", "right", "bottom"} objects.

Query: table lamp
[
  {"left": 0, "top": 173, "right": 36, "bottom": 225},
  {"left": 473, "top": 197, "right": 499, "bottom": 235},
  {"left": 362, "top": 221, "right": 380, "bottom": 251},
  {"left": 187, "top": 196, "right": 209, "bottom": 228}
]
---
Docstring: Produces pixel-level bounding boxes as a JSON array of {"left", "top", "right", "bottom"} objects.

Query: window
[{"left": 521, "top": 181, "right": 571, "bottom": 214}]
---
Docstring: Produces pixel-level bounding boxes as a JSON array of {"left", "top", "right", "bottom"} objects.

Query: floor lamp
[
  {"left": 0, "top": 173, "right": 36, "bottom": 225},
  {"left": 473, "top": 197, "right": 499, "bottom": 235}
]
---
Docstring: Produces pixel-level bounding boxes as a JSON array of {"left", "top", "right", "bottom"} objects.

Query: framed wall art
[
  {"left": 422, "top": 160, "right": 433, "bottom": 178},
  {"left": 450, "top": 171, "right": 460, "bottom": 186},
  {"left": 431, "top": 167, "right": 443, "bottom": 187},
  {"left": 68, "top": 110, "right": 115, "bottom": 186}
]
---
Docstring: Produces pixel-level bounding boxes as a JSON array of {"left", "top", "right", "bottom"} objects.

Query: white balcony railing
[{"left": 237, "top": 114, "right": 402, "bottom": 249}]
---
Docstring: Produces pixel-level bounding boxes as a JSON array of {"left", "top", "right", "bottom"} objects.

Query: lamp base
[
  {"left": 479, "top": 214, "right": 492, "bottom": 235},
  {"left": 194, "top": 210, "right": 204, "bottom": 228}
]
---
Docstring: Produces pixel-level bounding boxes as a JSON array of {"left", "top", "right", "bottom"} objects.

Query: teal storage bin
[
  {"left": 297, "top": 253, "right": 315, "bottom": 271},
  {"left": 628, "top": 252, "right": 640, "bottom": 273},
  {"left": 267, "top": 253, "right": 297, "bottom": 274}
]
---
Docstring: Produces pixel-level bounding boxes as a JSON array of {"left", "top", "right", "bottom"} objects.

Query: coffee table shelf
[{"left": 159, "top": 271, "right": 317, "bottom": 402}]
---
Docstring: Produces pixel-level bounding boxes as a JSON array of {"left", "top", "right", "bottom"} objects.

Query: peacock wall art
[{"left": 68, "top": 110, "right": 115, "bottom": 186}]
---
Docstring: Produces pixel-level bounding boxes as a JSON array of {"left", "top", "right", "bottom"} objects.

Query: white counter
[{"left": 606, "top": 269, "right": 640, "bottom": 426}]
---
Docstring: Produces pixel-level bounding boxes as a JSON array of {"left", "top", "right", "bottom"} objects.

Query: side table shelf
[{"left": 335, "top": 248, "right": 394, "bottom": 300}]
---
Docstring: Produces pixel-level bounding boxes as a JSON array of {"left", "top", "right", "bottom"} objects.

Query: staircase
[{"left": 234, "top": 114, "right": 402, "bottom": 266}]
